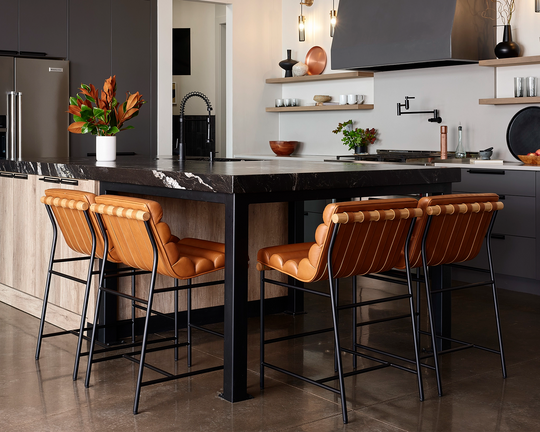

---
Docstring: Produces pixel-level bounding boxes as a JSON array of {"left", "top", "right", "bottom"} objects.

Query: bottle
[
  {"left": 440, "top": 125, "right": 447, "bottom": 159},
  {"left": 456, "top": 124, "right": 466, "bottom": 158}
]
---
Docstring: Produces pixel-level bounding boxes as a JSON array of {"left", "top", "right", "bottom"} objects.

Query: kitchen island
[{"left": 0, "top": 156, "right": 460, "bottom": 403}]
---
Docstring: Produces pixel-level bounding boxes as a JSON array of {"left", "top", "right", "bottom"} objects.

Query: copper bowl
[{"left": 269, "top": 141, "right": 298, "bottom": 156}]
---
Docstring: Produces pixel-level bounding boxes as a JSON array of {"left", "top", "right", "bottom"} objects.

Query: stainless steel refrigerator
[{"left": 0, "top": 57, "right": 69, "bottom": 160}]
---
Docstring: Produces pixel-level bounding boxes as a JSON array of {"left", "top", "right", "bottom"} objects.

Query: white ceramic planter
[{"left": 96, "top": 136, "right": 116, "bottom": 161}]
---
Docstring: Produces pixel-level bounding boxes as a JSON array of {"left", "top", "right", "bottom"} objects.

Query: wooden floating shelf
[
  {"left": 266, "top": 104, "right": 374, "bottom": 112},
  {"left": 479, "top": 56, "right": 540, "bottom": 67},
  {"left": 266, "top": 71, "right": 373, "bottom": 84},
  {"left": 479, "top": 97, "right": 540, "bottom": 105}
]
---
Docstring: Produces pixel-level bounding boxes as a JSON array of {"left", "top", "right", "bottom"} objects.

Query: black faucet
[
  {"left": 397, "top": 96, "right": 442, "bottom": 123},
  {"left": 176, "top": 91, "right": 214, "bottom": 161}
]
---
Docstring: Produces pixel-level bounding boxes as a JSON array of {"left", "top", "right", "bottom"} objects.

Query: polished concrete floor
[{"left": 2, "top": 276, "right": 540, "bottom": 431}]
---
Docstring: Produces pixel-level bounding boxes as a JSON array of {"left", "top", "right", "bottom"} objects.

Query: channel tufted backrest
[
  {"left": 92, "top": 195, "right": 225, "bottom": 280},
  {"left": 396, "top": 193, "right": 502, "bottom": 269},
  {"left": 285, "top": 198, "right": 419, "bottom": 282},
  {"left": 42, "top": 189, "right": 121, "bottom": 263}
]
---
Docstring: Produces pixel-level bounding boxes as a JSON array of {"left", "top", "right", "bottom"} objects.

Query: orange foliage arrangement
[{"left": 68, "top": 75, "right": 145, "bottom": 136}]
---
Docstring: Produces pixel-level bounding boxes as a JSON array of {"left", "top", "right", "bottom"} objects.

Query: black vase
[
  {"left": 494, "top": 25, "right": 520, "bottom": 59},
  {"left": 279, "top": 49, "right": 298, "bottom": 78},
  {"left": 355, "top": 145, "right": 368, "bottom": 154}
]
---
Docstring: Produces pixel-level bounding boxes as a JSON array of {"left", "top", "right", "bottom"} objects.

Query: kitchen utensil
[
  {"left": 269, "top": 140, "right": 298, "bottom": 156},
  {"left": 313, "top": 95, "right": 332, "bottom": 106},
  {"left": 478, "top": 149, "right": 493, "bottom": 160},
  {"left": 506, "top": 106, "right": 540, "bottom": 160},
  {"left": 305, "top": 46, "right": 327, "bottom": 76},
  {"left": 480, "top": 147, "right": 494, "bottom": 152}
]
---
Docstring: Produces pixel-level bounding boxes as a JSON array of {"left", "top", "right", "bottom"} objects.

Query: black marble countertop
[{"left": 0, "top": 156, "right": 461, "bottom": 194}]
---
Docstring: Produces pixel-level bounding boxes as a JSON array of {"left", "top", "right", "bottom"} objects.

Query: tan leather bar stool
[
  {"left": 85, "top": 194, "right": 225, "bottom": 414},
  {"left": 258, "top": 198, "right": 424, "bottom": 424},
  {"left": 36, "top": 189, "right": 123, "bottom": 380},
  {"left": 397, "top": 193, "right": 507, "bottom": 396}
]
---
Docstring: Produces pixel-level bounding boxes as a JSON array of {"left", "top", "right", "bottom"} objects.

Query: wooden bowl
[
  {"left": 518, "top": 154, "right": 540, "bottom": 165},
  {"left": 269, "top": 141, "right": 298, "bottom": 156}
]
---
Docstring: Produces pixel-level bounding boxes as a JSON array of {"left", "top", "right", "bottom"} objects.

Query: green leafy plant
[
  {"left": 332, "top": 120, "right": 377, "bottom": 151},
  {"left": 68, "top": 75, "right": 145, "bottom": 136}
]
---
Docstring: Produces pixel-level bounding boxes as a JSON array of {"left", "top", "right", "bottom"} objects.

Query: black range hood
[{"left": 331, "top": 0, "right": 496, "bottom": 72}]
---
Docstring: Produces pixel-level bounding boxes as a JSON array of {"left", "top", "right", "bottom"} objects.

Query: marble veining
[{"left": 0, "top": 156, "right": 461, "bottom": 195}]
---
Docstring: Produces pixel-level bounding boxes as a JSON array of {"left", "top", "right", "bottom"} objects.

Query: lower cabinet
[
  {"left": 0, "top": 173, "right": 98, "bottom": 329},
  {"left": 453, "top": 168, "right": 537, "bottom": 280}
]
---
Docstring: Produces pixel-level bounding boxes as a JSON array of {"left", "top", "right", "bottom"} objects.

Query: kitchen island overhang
[{"left": 0, "top": 156, "right": 460, "bottom": 404}]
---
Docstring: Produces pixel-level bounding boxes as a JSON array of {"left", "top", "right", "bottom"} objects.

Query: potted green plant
[
  {"left": 333, "top": 120, "right": 377, "bottom": 154},
  {"left": 68, "top": 75, "right": 145, "bottom": 161}
]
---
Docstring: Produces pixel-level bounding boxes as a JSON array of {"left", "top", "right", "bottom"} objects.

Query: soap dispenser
[{"left": 455, "top": 124, "right": 466, "bottom": 158}]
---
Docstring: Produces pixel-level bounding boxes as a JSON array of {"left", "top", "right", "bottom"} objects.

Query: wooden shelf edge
[
  {"left": 266, "top": 71, "right": 374, "bottom": 84},
  {"left": 479, "top": 97, "right": 540, "bottom": 105},
  {"left": 479, "top": 55, "right": 540, "bottom": 67},
  {"left": 266, "top": 104, "right": 374, "bottom": 112}
]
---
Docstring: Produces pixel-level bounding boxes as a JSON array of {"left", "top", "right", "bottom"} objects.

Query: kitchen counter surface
[{"left": 0, "top": 156, "right": 461, "bottom": 195}]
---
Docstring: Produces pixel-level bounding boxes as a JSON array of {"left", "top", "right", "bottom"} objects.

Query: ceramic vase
[
  {"left": 279, "top": 49, "right": 298, "bottom": 78},
  {"left": 96, "top": 136, "right": 116, "bottom": 161},
  {"left": 494, "top": 25, "right": 520, "bottom": 59}
]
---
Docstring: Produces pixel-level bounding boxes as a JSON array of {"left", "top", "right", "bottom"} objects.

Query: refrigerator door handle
[
  {"left": 7, "top": 91, "right": 16, "bottom": 160},
  {"left": 17, "top": 92, "right": 22, "bottom": 160}
]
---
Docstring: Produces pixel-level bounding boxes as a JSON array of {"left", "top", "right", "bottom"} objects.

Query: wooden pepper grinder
[{"left": 440, "top": 125, "right": 448, "bottom": 159}]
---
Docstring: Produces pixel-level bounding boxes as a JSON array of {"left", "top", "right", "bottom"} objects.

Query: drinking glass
[
  {"left": 527, "top": 77, "right": 537, "bottom": 97},
  {"left": 514, "top": 77, "right": 525, "bottom": 97}
]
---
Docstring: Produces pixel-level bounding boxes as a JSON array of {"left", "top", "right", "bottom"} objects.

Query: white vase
[{"left": 96, "top": 136, "right": 116, "bottom": 162}]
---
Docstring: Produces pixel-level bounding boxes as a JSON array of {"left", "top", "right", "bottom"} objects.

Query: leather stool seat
[
  {"left": 258, "top": 198, "right": 425, "bottom": 424},
  {"left": 36, "top": 188, "right": 122, "bottom": 381},
  {"left": 85, "top": 194, "right": 225, "bottom": 414}
]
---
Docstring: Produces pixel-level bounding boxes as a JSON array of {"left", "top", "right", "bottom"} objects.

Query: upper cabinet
[
  {"left": 0, "top": 0, "right": 68, "bottom": 58},
  {"left": 0, "top": 1, "right": 18, "bottom": 53},
  {"left": 68, "top": 0, "right": 157, "bottom": 157}
]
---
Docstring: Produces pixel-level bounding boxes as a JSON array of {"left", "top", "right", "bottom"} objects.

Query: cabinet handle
[
  {"left": 491, "top": 233, "right": 506, "bottom": 240},
  {"left": 467, "top": 169, "right": 505, "bottom": 175},
  {"left": 19, "top": 51, "right": 47, "bottom": 57},
  {"left": 0, "top": 172, "right": 14, "bottom": 178},
  {"left": 38, "top": 177, "right": 61, "bottom": 184},
  {"left": 60, "top": 178, "right": 79, "bottom": 186},
  {"left": 0, "top": 50, "right": 19, "bottom": 56},
  {"left": 13, "top": 173, "right": 28, "bottom": 180},
  {"left": 498, "top": 195, "right": 505, "bottom": 200}
]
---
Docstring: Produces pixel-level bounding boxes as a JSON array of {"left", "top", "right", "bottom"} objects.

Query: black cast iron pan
[{"left": 506, "top": 106, "right": 540, "bottom": 160}]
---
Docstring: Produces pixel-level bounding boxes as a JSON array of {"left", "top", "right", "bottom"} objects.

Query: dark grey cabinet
[
  {"left": 0, "top": 1, "right": 18, "bottom": 53},
  {"left": 453, "top": 168, "right": 537, "bottom": 279},
  {"left": 0, "top": 0, "right": 68, "bottom": 58},
  {"left": 19, "top": 0, "right": 67, "bottom": 58},
  {"left": 68, "top": 0, "right": 157, "bottom": 157}
]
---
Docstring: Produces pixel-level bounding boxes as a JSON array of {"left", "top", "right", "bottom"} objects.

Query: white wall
[
  {"left": 271, "top": 0, "right": 540, "bottom": 161},
  {"left": 173, "top": 0, "right": 217, "bottom": 116},
  {"left": 158, "top": 0, "right": 282, "bottom": 157}
]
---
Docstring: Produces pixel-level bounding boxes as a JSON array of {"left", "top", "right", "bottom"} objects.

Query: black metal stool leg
[
  {"left": 260, "top": 270, "right": 265, "bottom": 390},
  {"left": 187, "top": 279, "right": 192, "bottom": 367},
  {"left": 486, "top": 236, "right": 507, "bottom": 378},
  {"left": 131, "top": 269, "right": 136, "bottom": 343},
  {"left": 174, "top": 278, "right": 179, "bottom": 361},
  {"left": 352, "top": 276, "right": 357, "bottom": 370},
  {"left": 73, "top": 254, "right": 96, "bottom": 380},
  {"left": 329, "top": 277, "right": 348, "bottom": 424},
  {"left": 35, "top": 205, "right": 58, "bottom": 360}
]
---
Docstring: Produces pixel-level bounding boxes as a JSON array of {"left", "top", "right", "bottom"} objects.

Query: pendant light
[
  {"left": 298, "top": 1, "right": 314, "bottom": 42},
  {"left": 299, "top": 3, "right": 306, "bottom": 42},
  {"left": 330, "top": 0, "right": 337, "bottom": 37}
]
